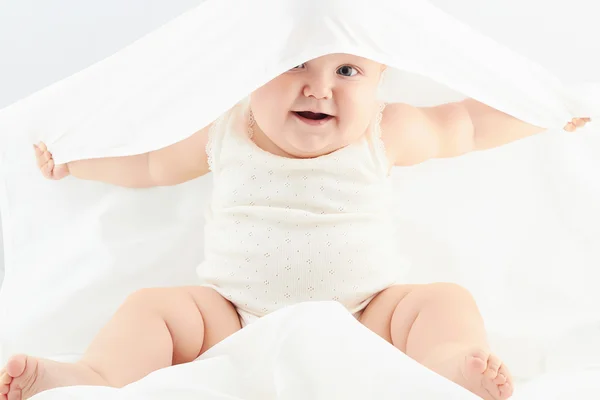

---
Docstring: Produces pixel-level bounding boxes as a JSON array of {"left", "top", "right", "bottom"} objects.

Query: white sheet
[
  {"left": 32, "top": 302, "right": 481, "bottom": 400},
  {"left": 30, "top": 303, "right": 600, "bottom": 400},
  {"left": 515, "top": 369, "right": 600, "bottom": 400},
  {"left": 0, "top": 0, "right": 597, "bottom": 163}
]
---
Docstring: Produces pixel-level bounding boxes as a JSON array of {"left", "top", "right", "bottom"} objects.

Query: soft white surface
[
  {"left": 31, "top": 303, "right": 481, "bottom": 400},
  {"left": 0, "top": 0, "right": 599, "bottom": 398},
  {"left": 29, "top": 303, "right": 600, "bottom": 400},
  {"left": 515, "top": 369, "right": 600, "bottom": 400},
  {"left": 0, "top": 216, "right": 3, "bottom": 288}
]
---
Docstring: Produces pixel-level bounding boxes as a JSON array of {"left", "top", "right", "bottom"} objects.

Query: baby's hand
[
  {"left": 564, "top": 117, "right": 592, "bottom": 132},
  {"left": 34, "top": 142, "right": 70, "bottom": 180}
]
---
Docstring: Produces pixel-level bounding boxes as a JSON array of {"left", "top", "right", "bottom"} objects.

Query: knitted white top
[{"left": 197, "top": 104, "right": 405, "bottom": 318}]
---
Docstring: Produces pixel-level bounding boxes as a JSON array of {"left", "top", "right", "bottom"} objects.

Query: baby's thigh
[
  {"left": 358, "top": 284, "right": 421, "bottom": 343},
  {"left": 183, "top": 286, "right": 242, "bottom": 353},
  {"left": 359, "top": 283, "right": 478, "bottom": 345},
  {"left": 131, "top": 286, "right": 241, "bottom": 357}
]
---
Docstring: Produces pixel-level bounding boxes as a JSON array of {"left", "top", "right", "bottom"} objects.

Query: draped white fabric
[{"left": 0, "top": 0, "right": 597, "bottom": 162}]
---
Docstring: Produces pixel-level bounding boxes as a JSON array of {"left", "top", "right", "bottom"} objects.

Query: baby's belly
[{"left": 197, "top": 208, "right": 405, "bottom": 316}]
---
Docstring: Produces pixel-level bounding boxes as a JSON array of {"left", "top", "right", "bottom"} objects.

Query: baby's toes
[
  {"left": 497, "top": 365, "right": 514, "bottom": 399},
  {"left": 6, "top": 355, "right": 27, "bottom": 379},
  {"left": 494, "top": 363, "right": 510, "bottom": 386},
  {"left": 493, "top": 373, "right": 506, "bottom": 385},
  {"left": 498, "top": 382, "right": 513, "bottom": 400},
  {"left": 0, "top": 370, "right": 10, "bottom": 384},
  {"left": 483, "top": 354, "right": 502, "bottom": 380},
  {"left": 0, "top": 370, "right": 11, "bottom": 390}
]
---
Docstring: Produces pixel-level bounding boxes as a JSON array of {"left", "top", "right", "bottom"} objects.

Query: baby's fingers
[
  {"left": 564, "top": 122, "right": 576, "bottom": 132},
  {"left": 34, "top": 145, "right": 44, "bottom": 166},
  {"left": 34, "top": 143, "right": 51, "bottom": 166},
  {"left": 565, "top": 117, "right": 592, "bottom": 132},
  {"left": 37, "top": 152, "right": 52, "bottom": 168},
  {"left": 42, "top": 159, "right": 54, "bottom": 179}
]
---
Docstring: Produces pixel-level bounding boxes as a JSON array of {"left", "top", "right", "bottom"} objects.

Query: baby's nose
[{"left": 303, "top": 78, "right": 333, "bottom": 100}]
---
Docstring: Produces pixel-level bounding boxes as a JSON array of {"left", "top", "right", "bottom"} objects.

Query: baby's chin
[{"left": 283, "top": 135, "right": 342, "bottom": 159}]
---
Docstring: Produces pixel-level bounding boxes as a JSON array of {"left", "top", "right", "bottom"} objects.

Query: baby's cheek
[{"left": 337, "top": 119, "right": 361, "bottom": 144}]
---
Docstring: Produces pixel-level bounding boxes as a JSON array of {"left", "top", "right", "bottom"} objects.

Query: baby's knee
[
  {"left": 425, "top": 282, "right": 477, "bottom": 304},
  {"left": 125, "top": 287, "right": 166, "bottom": 302},
  {"left": 120, "top": 287, "right": 191, "bottom": 311}
]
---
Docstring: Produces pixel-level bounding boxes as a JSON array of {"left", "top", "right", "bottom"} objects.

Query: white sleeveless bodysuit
[{"left": 198, "top": 104, "right": 406, "bottom": 325}]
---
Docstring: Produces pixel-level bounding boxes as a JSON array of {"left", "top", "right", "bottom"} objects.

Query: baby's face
[{"left": 250, "top": 54, "right": 384, "bottom": 158}]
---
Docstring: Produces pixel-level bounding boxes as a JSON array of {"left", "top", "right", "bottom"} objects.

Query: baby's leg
[
  {"left": 0, "top": 286, "right": 240, "bottom": 400},
  {"left": 360, "top": 283, "right": 513, "bottom": 400}
]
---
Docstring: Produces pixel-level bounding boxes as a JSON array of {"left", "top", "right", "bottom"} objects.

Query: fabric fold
[{"left": 0, "top": 0, "right": 597, "bottom": 165}]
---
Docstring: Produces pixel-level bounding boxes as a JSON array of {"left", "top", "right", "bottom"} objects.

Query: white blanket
[
  {"left": 33, "top": 303, "right": 481, "bottom": 400},
  {"left": 31, "top": 303, "right": 600, "bottom": 400},
  {"left": 0, "top": 0, "right": 597, "bottom": 162}
]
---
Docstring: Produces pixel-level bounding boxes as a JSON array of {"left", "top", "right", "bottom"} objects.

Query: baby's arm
[
  {"left": 35, "top": 124, "right": 212, "bottom": 188},
  {"left": 382, "top": 101, "right": 591, "bottom": 167}
]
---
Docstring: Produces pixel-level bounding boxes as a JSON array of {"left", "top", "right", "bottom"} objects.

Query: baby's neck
[
  {"left": 251, "top": 128, "right": 302, "bottom": 159},
  {"left": 250, "top": 125, "right": 362, "bottom": 160}
]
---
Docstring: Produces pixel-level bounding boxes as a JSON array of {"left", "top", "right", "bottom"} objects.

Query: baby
[{"left": 0, "top": 53, "right": 590, "bottom": 400}]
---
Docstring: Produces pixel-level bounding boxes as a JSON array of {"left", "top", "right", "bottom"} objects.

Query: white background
[{"left": 0, "top": 0, "right": 204, "bottom": 286}]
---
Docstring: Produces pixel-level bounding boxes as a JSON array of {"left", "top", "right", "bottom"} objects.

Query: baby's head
[{"left": 249, "top": 53, "right": 386, "bottom": 158}]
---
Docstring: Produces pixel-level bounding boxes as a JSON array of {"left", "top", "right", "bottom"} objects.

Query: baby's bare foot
[
  {"left": 0, "top": 354, "right": 107, "bottom": 400},
  {"left": 461, "top": 348, "right": 513, "bottom": 399},
  {"left": 423, "top": 345, "right": 513, "bottom": 400}
]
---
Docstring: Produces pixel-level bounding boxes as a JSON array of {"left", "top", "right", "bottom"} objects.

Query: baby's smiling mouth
[{"left": 294, "top": 111, "right": 331, "bottom": 120}]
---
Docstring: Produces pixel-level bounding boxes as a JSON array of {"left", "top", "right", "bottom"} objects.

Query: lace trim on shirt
[
  {"left": 206, "top": 112, "right": 228, "bottom": 172},
  {"left": 371, "top": 102, "right": 393, "bottom": 174}
]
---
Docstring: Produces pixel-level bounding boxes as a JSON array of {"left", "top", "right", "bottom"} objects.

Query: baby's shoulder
[{"left": 380, "top": 103, "right": 442, "bottom": 167}]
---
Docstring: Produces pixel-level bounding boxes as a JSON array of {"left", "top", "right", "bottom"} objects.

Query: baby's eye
[
  {"left": 291, "top": 63, "right": 306, "bottom": 70},
  {"left": 337, "top": 65, "right": 358, "bottom": 77}
]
